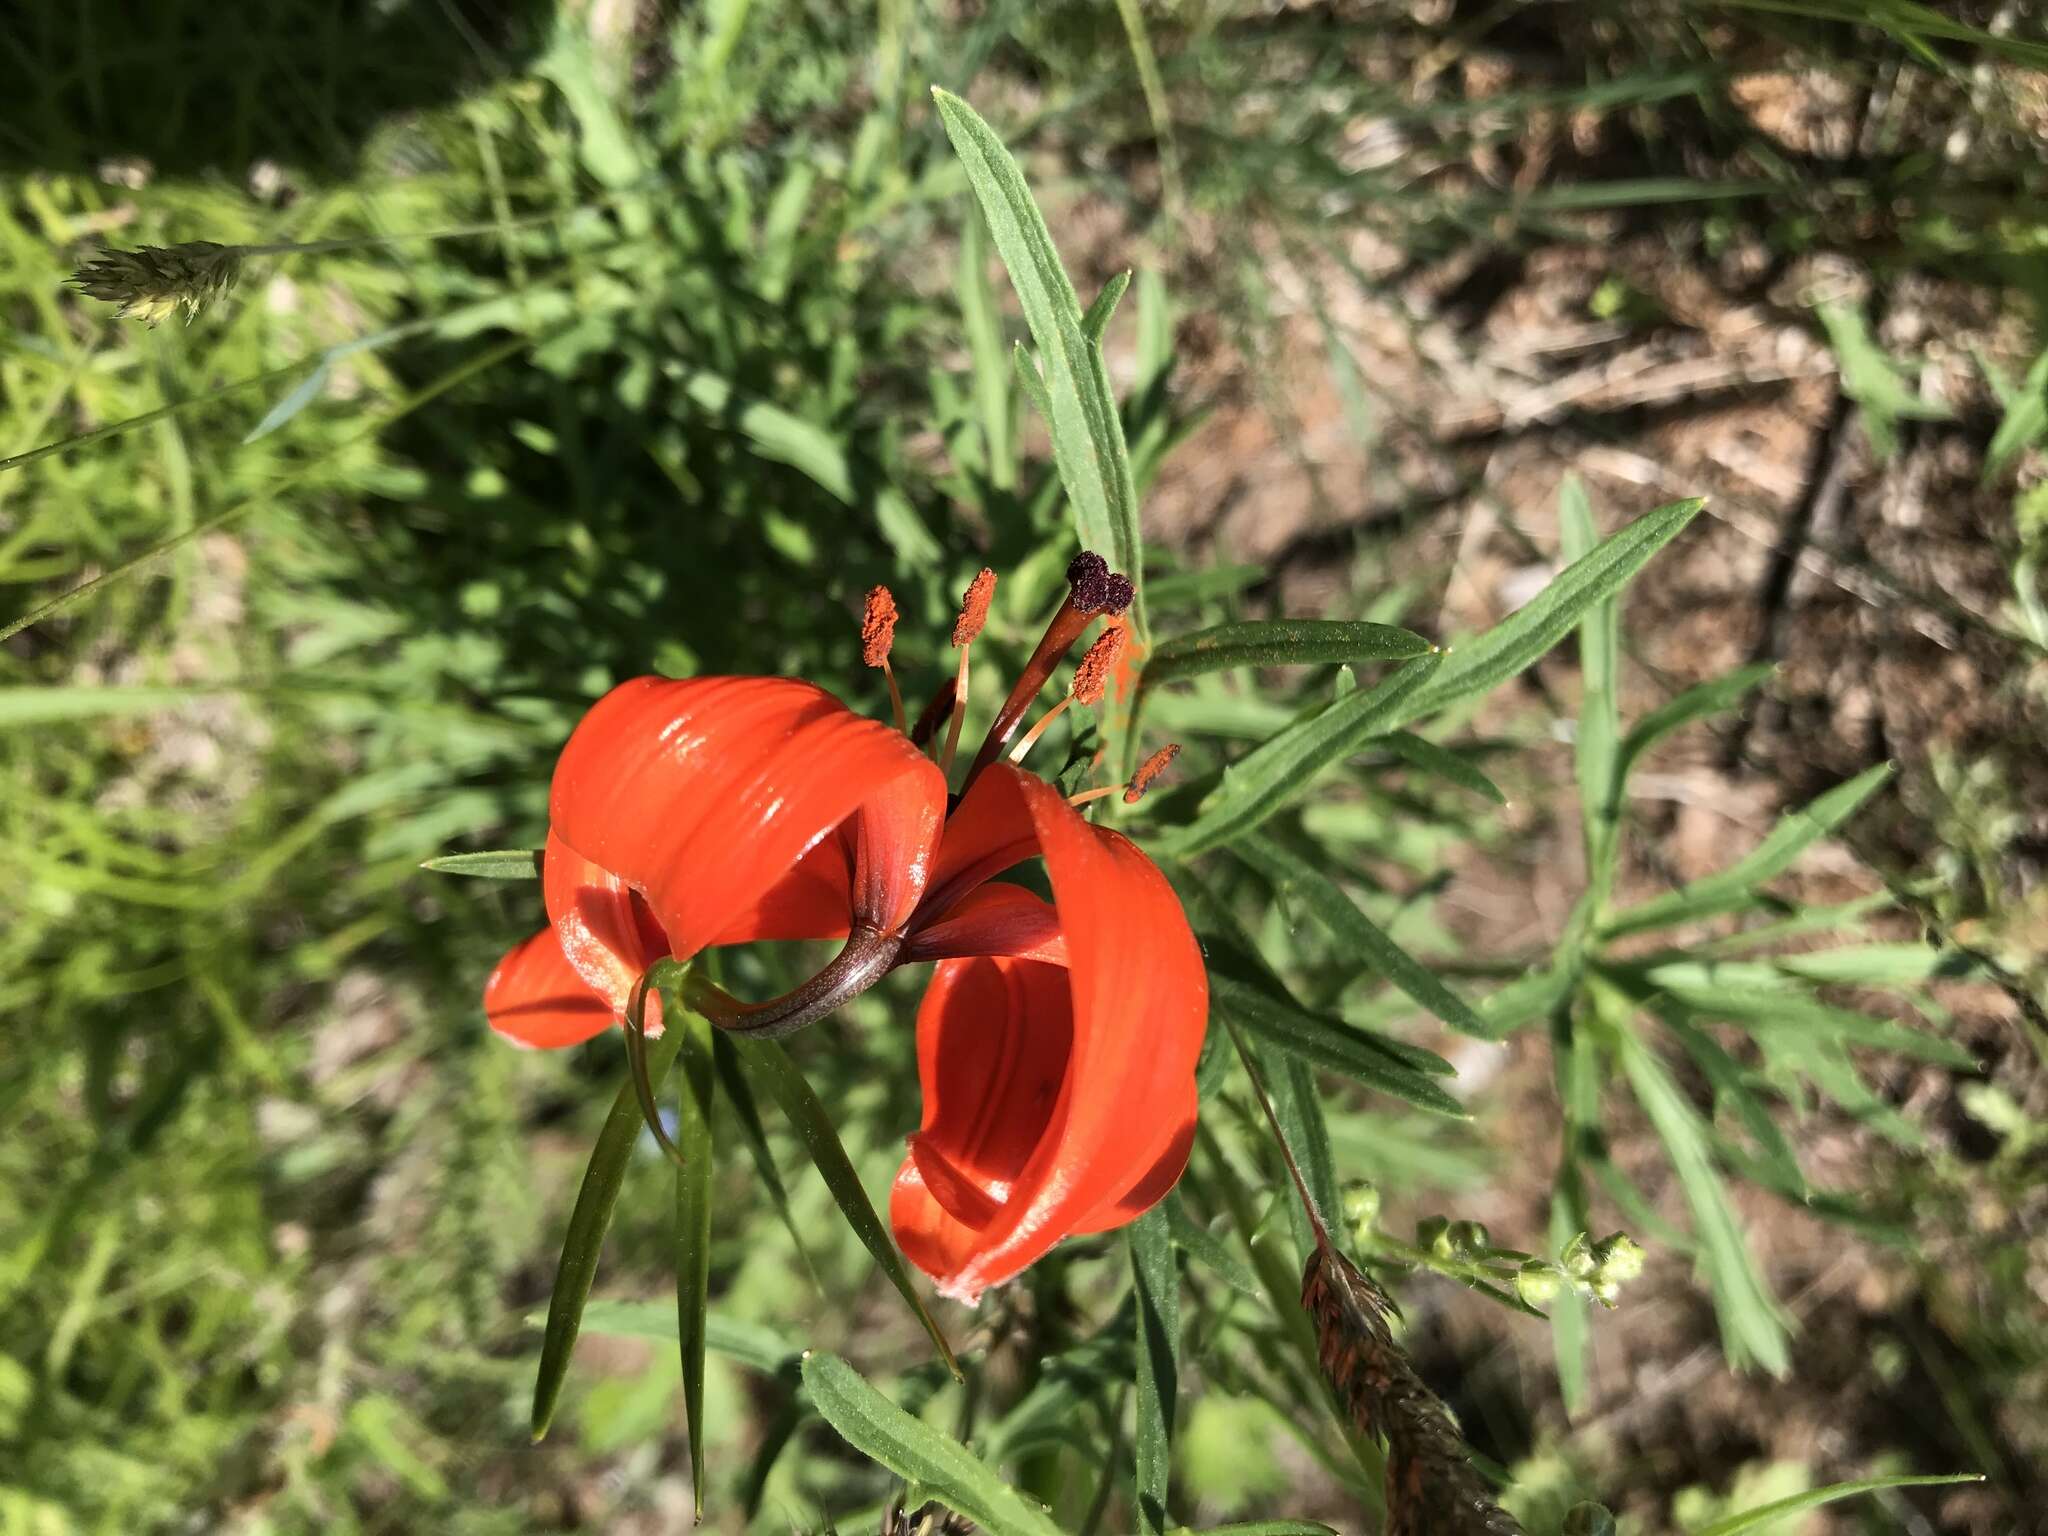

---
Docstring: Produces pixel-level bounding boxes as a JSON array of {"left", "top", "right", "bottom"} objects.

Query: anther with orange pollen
[
  {"left": 861, "top": 585, "right": 906, "bottom": 733},
  {"left": 1068, "top": 740, "right": 1182, "bottom": 809},
  {"left": 1008, "top": 620, "right": 1125, "bottom": 765},
  {"left": 939, "top": 568, "right": 997, "bottom": 774}
]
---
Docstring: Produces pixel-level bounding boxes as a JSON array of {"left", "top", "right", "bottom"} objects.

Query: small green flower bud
[
  {"left": 1591, "top": 1232, "right": 1645, "bottom": 1285},
  {"left": 1445, "top": 1220, "right": 1490, "bottom": 1259},
  {"left": 1416, "top": 1215, "right": 1453, "bottom": 1259},
  {"left": 1515, "top": 1261, "right": 1564, "bottom": 1308},
  {"left": 1560, "top": 1231, "right": 1596, "bottom": 1279},
  {"left": 1562, "top": 1501, "right": 1617, "bottom": 1536},
  {"left": 1342, "top": 1182, "right": 1381, "bottom": 1240}
]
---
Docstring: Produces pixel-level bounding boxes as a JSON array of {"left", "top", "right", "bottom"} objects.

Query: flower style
[{"left": 481, "top": 555, "right": 1207, "bottom": 1302}]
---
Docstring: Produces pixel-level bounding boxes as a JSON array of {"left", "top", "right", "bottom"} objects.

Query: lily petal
[
  {"left": 484, "top": 926, "right": 643, "bottom": 1050},
  {"left": 891, "top": 765, "right": 1207, "bottom": 1302},
  {"left": 900, "top": 884, "right": 1067, "bottom": 966},
  {"left": 549, "top": 677, "right": 946, "bottom": 962},
  {"left": 542, "top": 829, "right": 672, "bottom": 1011}
]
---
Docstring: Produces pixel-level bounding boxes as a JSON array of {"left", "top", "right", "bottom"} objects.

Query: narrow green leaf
[
  {"left": 1655, "top": 984, "right": 1977, "bottom": 1070},
  {"left": 549, "top": 1299, "right": 799, "bottom": 1376},
  {"left": 932, "top": 88, "right": 1146, "bottom": 641},
  {"left": 1012, "top": 342, "right": 1053, "bottom": 421},
  {"left": 1689, "top": 1475, "right": 1983, "bottom": 1536},
  {"left": 1563, "top": 475, "right": 1622, "bottom": 901},
  {"left": 1378, "top": 730, "right": 1506, "bottom": 805},
  {"left": 1209, "top": 975, "right": 1465, "bottom": 1117},
  {"left": 1390, "top": 499, "right": 1703, "bottom": 729},
  {"left": 1155, "top": 653, "right": 1443, "bottom": 857},
  {"left": 1164, "top": 1194, "right": 1263, "bottom": 1302},
  {"left": 420, "top": 848, "right": 541, "bottom": 879},
  {"left": 802, "top": 1353, "right": 1066, "bottom": 1536},
  {"left": 1548, "top": 1190, "right": 1591, "bottom": 1418},
  {"left": 1662, "top": 1015, "right": 1806, "bottom": 1198},
  {"left": 712, "top": 1036, "right": 820, "bottom": 1286},
  {"left": 674, "top": 1008, "right": 716, "bottom": 1519},
  {"left": 1604, "top": 763, "right": 1893, "bottom": 938},
  {"left": 1165, "top": 1524, "right": 1337, "bottom": 1536},
  {"left": 1082, "top": 270, "right": 1133, "bottom": 344},
  {"left": 958, "top": 212, "right": 1015, "bottom": 491},
  {"left": 1615, "top": 664, "right": 1774, "bottom": 785},
  {"left": 730, "top": 1038, "right": 959, "bottom": 1380},
  {"left": 1261, "top": 1047, "right": 1343, "bottom": 1261},
  {"left": 1984, "top": 348, "right": 2048, "bottom": 480},
  {"left": 532, "top": 1027, "right": 685, "bottom": 1440},
  {"left": 1139, "top": 619, "right": 1433, "bottom": 693},
  {"left": 1235, "top": 834, "right": 1490, "bottom": 1038},
  {"left": 983, "top": 1310, "right": 1133, "bottom": 1463},
  {"left": 1612, "top": 1020, "right": 1790, "bottom": 1375},
  {"left": 1129, "top": 1207, "right": 1179, "bottom": 1536}
]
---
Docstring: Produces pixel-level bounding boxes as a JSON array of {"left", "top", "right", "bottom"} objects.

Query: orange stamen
[
  {"left": 1071, "top": 624, "right": 1125, "bottom": 707},
  {"left": 1124, "top": 743, "right": 1181, "bottom": 803},
  {"left": 860, "top": 586, "right": 898, "bottom": 668},
  {"left": 1067, "top": 785, "right": 1120, "bottom": 808},
  {"left": 940, "top": 569, "right": 995, "bottom": 775},
  {"left": 952, "top": 568, "right": 996, "bottom": 647}
]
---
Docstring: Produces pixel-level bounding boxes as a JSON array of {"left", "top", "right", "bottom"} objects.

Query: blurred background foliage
[{"left": 3, "top": 1, "right": 2046, "bottom": 1534}]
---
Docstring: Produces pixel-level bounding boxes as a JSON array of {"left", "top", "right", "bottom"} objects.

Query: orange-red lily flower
[{"left": 481, "top": 555, "right": 1207, "bottom": 1302}]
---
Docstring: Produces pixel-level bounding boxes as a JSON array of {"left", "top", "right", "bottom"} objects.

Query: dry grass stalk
[{"left": 1302, "top": 1242, "right": 1526, "bottom": 1536}]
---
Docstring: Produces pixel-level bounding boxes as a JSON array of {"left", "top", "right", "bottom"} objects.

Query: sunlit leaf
[
  {"left": 420, "top": 848, "right": 541, "bottom": 879},
  {"left": 673, "top": 1006, "right": 716, "bottom": 1518},
  {"left": 1689, "top": 1474, "right": 1983, "bottom": 1536},
  {"left": 1130, "top": 1206, "right": 1179, "bottom": 1535},
  {"left": 1378, "top": 730, "right": 1506, "bottom": 805},
  {"left": 802, "top": 1352, "right": 1066, "bottom": 1536},
  {"left": 1209, "top": 974, "right": 1464, "bottom": 1117},
  {"left": 1139, "top": 619, "right": 1432, "bottom": 694}
]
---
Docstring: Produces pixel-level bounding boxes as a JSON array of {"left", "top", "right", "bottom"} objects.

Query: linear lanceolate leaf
[
  {"left": 1563, "top": 475, "right": 1623, "bottom": 900},
  {"left": 551, "top": 1299, "right": 800, "bottom": 1376},
  {"left": 1082, "top": 270, "right": 1133, "bottom": 344},
  {"left": 1165, "top": 1194, "right": 1263, "bottom": 1301},
  {"left": 1603, "top": 762, "right": 1893, "bottom": 938},
  {"left": 932, "top": 88, "right": 1146, "bottom": 641},
  {"left": 1154, "top": 654, "right": 1443, "bottom": 858},
  {"left": 801, "top": 1353, "right": 1066, "bottom": 1536},
  {"left": 1164, "top": 1524, "right": 1338, "bottom": 1536},
  {"left": 420, "top": 848, "right": 541, "bottom": 879},
  {"left": 1129, "top": 1207, "right": 1179, "bottom": 1536},
  {"left": 532, "top": 1026, "right": 685, "bottom": 1441},
  {"left": 1689, "top": 1475, "right": 1983, "bottom": 1536},
  {"left": 1261, "top": 1045, "right": 1342, "bottom": 1262},
  {"left": 673, "top": 1007, "right": 716, "bottom": 1519},
  {"left": 1209, "top": 975, "right": 1464, "bottom": 1117},
  {"left": 1388, "top": 498, "right": 1703, "bottom": 731},
  {"left": 1611, "top": 1020, "right": 1790, "bottom": 1376},
  {"left": 729, "top": 1038, "right": 959, "bottom": 1380},
  {"left": 1138, "top": 619, "right": 1433, "bottom": 694},
  {"left": 1378, "top": 730, "right": 1506, "bottom": 804},
  {"left": 1615, "top": 663, "right": 1774, "bottom": 785},
  {"left": 1236, "top": 834, "right": 1490, "bottom": 1038}
]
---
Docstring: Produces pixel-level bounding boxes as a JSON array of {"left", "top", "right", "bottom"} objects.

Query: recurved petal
[
  {"left": 542, "top": 829, "right": 672, "bottom": 1011},
  {"left": 899, "top": 883, "right": 1067, "bottom": 966},
  {"left": 548, "top": 676, "right": 946, "bottom": 961},
  {"left": 890, "top": 765, "right": 1208, "bottom": 1302},
  {"left": 484, "top": 926, "right": 643, "bottom": 1050}
]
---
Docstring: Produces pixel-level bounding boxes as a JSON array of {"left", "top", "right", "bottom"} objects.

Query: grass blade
[
  {"left": 1236, "top": 834, "right": 1489, "bottom": 1038},
  {"left": 1262, "top": 1047, "right": 1343, "bottom": 1260},
  {"left": 958, "top": 212, "right": 1015, "bottom": 492},
  {"left": 729, "top": 1038, "right": 959, "bottom": 1380},
  {"left": 1165, "top": 1194, "right": 1263, "bottom": 1302},
  {"left": 532, "top": 1025, "right": 685, "bottom": 1441},
  {"left": 1603, "top": 763, "right": 1893, "bottom": 938},
  {"left": 1689, "top": 1474, "right": 1984, "bottom": 1536},
  {"left": 1129, "top": 1206, "right": 1179, "bottom": 1536},
  {"left": 552, "top": 1299, "right": 800, "bottom": 1376},
  {"left": 1388, "top": 499, "right": 1702, "bottom": 730},
  {"left": 1154, "top": 654, "right": 1443, "bottom": 857},
  {"left": 932, "top": 88, "right": 1147, "bottom": 642},
  {"left": 674, "top": 1007, "right": 716, "bottom": 1519},
  {"left": 419, "top": 849, "right": 541, "bottom": 879},
  {"left": 802, "top": 1352, "right": 1066, "bottom": 1536}
]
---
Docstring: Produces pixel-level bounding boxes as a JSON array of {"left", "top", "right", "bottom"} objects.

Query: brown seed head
[
  {"left": 1072, "top": 624, "right": 1126, "bottom": 706},
  {"left": 1123, "top": 742, "right": 1181, "bottom": 803},
  {"left": 861, "top": 586, "right": 899, "bottom": 667},
  {"left": 953, "top": 568, "right": 996, "bottom": 647}
]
